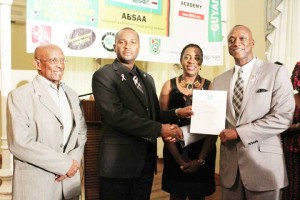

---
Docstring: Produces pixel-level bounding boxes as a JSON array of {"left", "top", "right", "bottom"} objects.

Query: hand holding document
[
  {"left": 179, "top": 90, "right": 227, "bottom": 147},
  {"left": 190, "top": 90, "right": 227, "bottom": 135}
]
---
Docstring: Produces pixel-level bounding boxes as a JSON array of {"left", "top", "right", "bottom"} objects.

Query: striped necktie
[{"left": 232, "top": 68, "right": 244, "bottom": 119}]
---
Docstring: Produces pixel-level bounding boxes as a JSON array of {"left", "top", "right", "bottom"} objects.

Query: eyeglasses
[{"left": 37, "top": 58, "right": 67, "bottom": 64}]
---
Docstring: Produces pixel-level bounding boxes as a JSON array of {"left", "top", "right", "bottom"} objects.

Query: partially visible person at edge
[
  {"left": 282, "top": 61, "right": 300, "bottom": 200},
  {"left": 92, "top": 27, "right": 193, "bottom": 200},
  {"left": 212, "top": 25, "right": 294, "bottom": 200},
  {"left": 159, "top": 43, "right": 217, "bottom": 200},
  {"left": 7, "top": 44, "right": 87, "bottom": 200}
]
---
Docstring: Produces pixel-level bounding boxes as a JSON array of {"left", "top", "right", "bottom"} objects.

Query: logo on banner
[
  {"left": 149, "top": 37, "right": 161, "bottom": 55},
  {"left": 31, "top": 25, "right": 51, "bottom": 44},
  {"left": 102, "top": 32, "right": 115, "bottom": 52},
  {"left": 65, "top": 28, "right": 96, "bottom": 50}
]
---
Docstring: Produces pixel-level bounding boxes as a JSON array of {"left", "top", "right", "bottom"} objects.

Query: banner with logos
[{"left": 26, "top": 0, "right": 226, "bottom": 65}]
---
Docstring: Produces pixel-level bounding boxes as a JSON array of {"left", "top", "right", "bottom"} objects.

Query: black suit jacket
[{"left": 92, "top": 59, "right": 177, "bottom": 178}]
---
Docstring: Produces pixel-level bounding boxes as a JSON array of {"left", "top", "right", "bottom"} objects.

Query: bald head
[
  {"left": 115, "top": 27, "right": 140, "bottom": 44},
  {"left": 227, "top": 25, "right": 255, "bottom": 66},
  {"left": 33, "top": 44, "right": 65, "bottom": 86},
  {"left": 34, "top": 44, "right": 63, "bottom": 59},
  {"left": 113, "top": 27, "right": 140, "bottom": 69},
  {"left": 227, "top": 25, "right": 253, "bottom": 40}
]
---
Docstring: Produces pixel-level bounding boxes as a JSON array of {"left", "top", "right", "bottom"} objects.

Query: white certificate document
[
  {"left": 180, "top": 125, "right": 208, "bottom": 147},
  {"left": 190, "top": 90, "right": 227, "bottom": 135}
]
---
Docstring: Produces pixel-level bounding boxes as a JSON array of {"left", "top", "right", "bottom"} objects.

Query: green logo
[{"left": 149, "top": 37, "right": 161, "bottom": 55}]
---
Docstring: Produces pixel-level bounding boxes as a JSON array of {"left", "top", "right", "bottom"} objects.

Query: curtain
[
  {"left": 265, "top": 0, "right": 283, "bottom": 50},
  {"left": 265, "top": 0, "right": 300, "bottom": 71}
]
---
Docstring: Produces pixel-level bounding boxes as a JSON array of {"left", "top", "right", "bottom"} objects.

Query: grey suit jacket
[
  {"left": 212, "top": 58, "right": 295, "bottom": 191},
  {"left": 7, "top": 75, "right": 87, "bottom": 200}
]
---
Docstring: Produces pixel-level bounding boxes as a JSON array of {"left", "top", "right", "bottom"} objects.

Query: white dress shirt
[{"left": 231, "top": 57, "right": 257, "bottom": 96}]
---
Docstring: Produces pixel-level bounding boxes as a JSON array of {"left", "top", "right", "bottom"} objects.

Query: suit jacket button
[
  {"left": 60, "top": 125, "right": 64, "bottom": 129},
  {"left": 60, "top": 144, "right": 64, "bottom": 148}
]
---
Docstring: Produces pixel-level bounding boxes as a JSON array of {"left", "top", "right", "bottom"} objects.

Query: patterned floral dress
[{"left": 282, "top": 98, "right": 300, "bottom": 200}]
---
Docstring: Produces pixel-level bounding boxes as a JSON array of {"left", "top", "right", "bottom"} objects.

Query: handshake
[
  {"left": 161, "top": 124, "right": 183, "bottom": 143},
  {"left": 161, "top": 106, "right": 193, "bottom": 143}
]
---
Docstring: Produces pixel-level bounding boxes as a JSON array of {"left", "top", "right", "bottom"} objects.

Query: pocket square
[{"left": 256, "top": 89, "right": 268, "bottom": 93}]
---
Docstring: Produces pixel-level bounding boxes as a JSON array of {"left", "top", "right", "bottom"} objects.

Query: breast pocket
[{"left": 246, "top": 91, "right": 272, "bottom": 118}]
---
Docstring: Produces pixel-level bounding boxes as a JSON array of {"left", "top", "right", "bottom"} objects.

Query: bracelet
[
  {"left": 175, "top": 108, "right": 181, "bottom": 117},
  {"left": 196, "top": 158, "right": 205, "bottom": 166},
  {"left": 296, "top": 123, "right": 299, "bottom": 129}
]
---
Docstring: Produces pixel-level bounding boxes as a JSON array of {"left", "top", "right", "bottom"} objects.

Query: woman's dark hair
[{"left": 180, "top": 43, "right": 203, "bottom": 63}]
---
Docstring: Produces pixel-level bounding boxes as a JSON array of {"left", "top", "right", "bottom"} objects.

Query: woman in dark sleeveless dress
[
  {"left": 159, "top": 44, "right": 217, "bottom": 200},
  {"left": 282, "top": 62, "right": 300, "bottom": 200}
]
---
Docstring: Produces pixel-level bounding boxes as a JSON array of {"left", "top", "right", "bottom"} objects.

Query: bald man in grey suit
[
  {"left": 212, "top": 25, "right": 294, "bottom": 200},
  {"left": 7, "top": 44, "right": 87, "bottom": 200}
]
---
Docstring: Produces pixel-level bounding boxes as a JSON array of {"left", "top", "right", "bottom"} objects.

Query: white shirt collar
[
  {"left": 234, "top": 57, "right": 256, "bottom": 75},
  {"left": 232, "top": 57, "right": 257, "bottom": 92},
  {"left": 37, "top": 75, "right": 65, "bottom": 91}
]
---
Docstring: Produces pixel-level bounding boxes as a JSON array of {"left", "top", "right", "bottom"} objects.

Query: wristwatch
[{"left": 197, "top": 158, "right": 205, "bottom": 166}]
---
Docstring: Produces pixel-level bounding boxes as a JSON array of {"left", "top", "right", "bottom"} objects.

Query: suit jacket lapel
[
  {"left": 137, "top": 67, "right": 153, "bottom": 107},
  {"left": 32, "top": 76, "right": 63, "bottom": 125},
  {"left": 239, "top": 59, "right": 263, "bottom": 120},
  {"left": 227, "top": 69, "right": 236, "bottom": 122},
  {"left": 63, "top": 87, "right": 77, "bottom": 153},
  {"left": 140, "top": 72, "right": 158, "bottom": 120},
  {"left": 113, "top": 61, "right": 148, "bottom": 108}
]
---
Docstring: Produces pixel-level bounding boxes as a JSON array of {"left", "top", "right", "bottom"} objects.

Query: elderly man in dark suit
[
  {"left": 212, "top": 25, "right": 295, "bottom": 200},
  {"left": 92, "top": 27, "right": 192, "bottom": 200}
]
